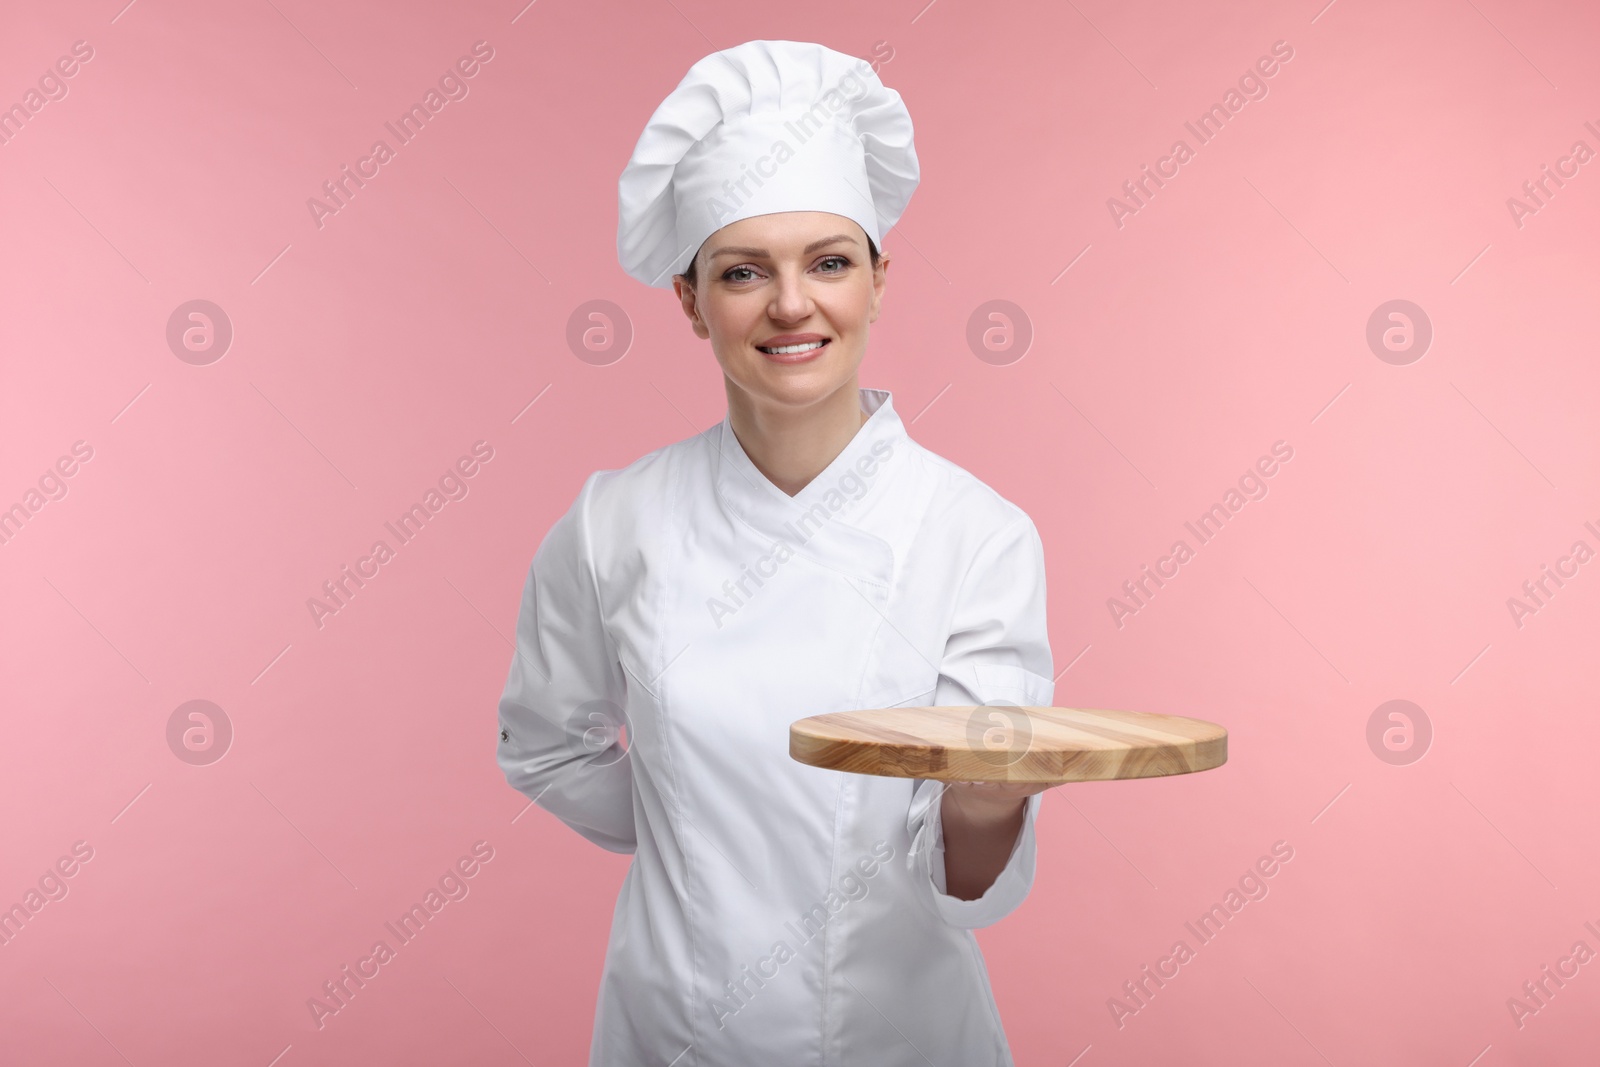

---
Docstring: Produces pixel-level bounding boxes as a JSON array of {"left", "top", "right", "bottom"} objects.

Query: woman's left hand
[
  {"left": 937, "top": 780, "right": 1059, "bottom": 900},
  {"left": 943, "top": 779, "right": 1058, "bottom": 815}
]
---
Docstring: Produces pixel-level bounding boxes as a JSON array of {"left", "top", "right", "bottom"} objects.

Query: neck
[{"left": 725, "top": 377, "right": 868, "bottom": 498}]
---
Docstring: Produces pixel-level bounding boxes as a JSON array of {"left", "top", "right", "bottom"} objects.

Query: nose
[{"left": 767, "top": 266, "right": 813, "bottom": 324}]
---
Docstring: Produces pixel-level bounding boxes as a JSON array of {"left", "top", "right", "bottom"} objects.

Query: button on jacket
[{"left": 497, "top": 387, "right": 1054, "bottom": 1066}]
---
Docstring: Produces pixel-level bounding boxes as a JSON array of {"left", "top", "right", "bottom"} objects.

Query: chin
[
  {"left": 719, "top": 340, "right": 861, "bottom": 401},
  {"left": 743, "top": 369, "right": 850, "bottom": 408}
]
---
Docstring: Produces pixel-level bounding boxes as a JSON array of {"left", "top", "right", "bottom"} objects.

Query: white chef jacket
[{"left": 497, "top": 386, "right": 1054, "bottom": 1066}]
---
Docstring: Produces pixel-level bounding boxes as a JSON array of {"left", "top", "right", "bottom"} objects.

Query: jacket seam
[
  {"left": 949, "top": 515, "right": 1031, "bottom": 620},
  {"left": 576, "top": 473, "right": 625, "bottom": 681},
  {"left": 652, "top": 452, "right": 705, "bottom": 1064}
]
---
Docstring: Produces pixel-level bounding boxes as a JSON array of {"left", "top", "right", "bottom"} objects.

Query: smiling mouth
[{"left": 756, "top": 339, "right": 830, "bottom": 355}]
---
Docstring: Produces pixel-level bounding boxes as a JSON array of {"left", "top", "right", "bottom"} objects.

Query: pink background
[{"left": 3, "top": 0, "right": 1598, "bottom": 1063}]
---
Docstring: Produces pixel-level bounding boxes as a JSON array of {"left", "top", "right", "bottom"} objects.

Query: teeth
[{"left": 760, "top": 340, "right": 827, "bottom": 354}]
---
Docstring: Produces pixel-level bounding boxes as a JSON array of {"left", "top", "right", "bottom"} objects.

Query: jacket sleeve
[
  {"left": 906, "top": 514, "right": 1055, "bottom": 929},
  {"left": 496, "top": 472, "right": 637, "bottom": 853}
]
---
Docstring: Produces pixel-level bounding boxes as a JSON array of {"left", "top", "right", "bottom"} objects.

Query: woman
[{"left": 497, "top": 39, "right": 1056, "bottom": 1066}]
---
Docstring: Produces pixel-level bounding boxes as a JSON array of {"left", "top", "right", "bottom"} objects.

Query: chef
[{"left": 497, "top": 39, "right": 1056, "bottom": 1066}]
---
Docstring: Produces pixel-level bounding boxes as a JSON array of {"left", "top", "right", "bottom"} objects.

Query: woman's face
[{"left": 673, "top": 211, "right": 888, "bottom": 412}]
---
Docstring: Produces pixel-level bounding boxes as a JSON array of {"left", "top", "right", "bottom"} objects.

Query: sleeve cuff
[{"left": 906, "top": 779, "right": 1041, "bottom": 929}]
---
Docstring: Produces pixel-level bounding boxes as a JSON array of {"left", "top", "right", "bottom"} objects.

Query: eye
[
  {"left": 722, "top": 265, "right": 762, "bottom": 283},
  {"left": 815, "top": 255, "right": 850, "bottom": 273}
]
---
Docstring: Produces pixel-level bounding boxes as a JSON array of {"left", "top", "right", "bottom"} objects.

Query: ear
[
  {"left": 673, "top": 275, "right": 711, "bottom": 339},
  {"left": 867, "top": 253, "right": 889, "bottom": 324}
]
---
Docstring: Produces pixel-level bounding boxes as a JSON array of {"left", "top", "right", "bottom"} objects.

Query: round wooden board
[{"left": 789, "top": 706, "right": 1227, "bottom": 784}]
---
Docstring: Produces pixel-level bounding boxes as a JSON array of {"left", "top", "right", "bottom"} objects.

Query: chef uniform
[{"left": 496, "top": 40, "right": 1055, "bottom": 1067}]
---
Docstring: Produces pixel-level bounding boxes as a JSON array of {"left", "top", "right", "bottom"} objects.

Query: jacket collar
[{"left": 711, "top": 388, "right": 928, "bottom": 591}]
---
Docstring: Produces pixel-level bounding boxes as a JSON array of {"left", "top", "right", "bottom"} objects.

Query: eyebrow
[{"left": 706, "top": 233, "right": 859, "bottom": 260}]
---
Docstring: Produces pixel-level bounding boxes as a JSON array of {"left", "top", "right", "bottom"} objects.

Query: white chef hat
[{"left": 617, "top": 40, "right": 919, "bottom": 289}]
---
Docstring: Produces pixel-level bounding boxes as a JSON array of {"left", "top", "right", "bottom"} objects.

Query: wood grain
[{"left": 789, "top": 706, "right": 1228, "bottom": 783}]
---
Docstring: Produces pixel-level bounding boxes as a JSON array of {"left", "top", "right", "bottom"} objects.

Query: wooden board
[{"left": 789, "top": 706, "right": 1227, "bottom": 784}]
